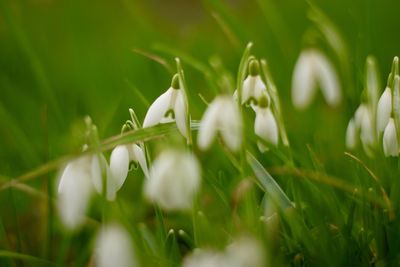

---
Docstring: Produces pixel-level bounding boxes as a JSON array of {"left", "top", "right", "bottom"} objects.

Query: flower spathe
[
  {"left": 109, "top": 143, "right": 149, "bottom": 198},
  {"left": 383, "top": 118, "right": 399, "bottom": 157},
  {"left": 197, "top": 95, "right": 242, "bottom": 152},
  {"left": 143, "top": 74, "right": 188, "bottom": 138},
  {"left": 144, "top": 149, "right": 201, "bottom": 211},
  {"left": 254, "top": 106, "right": 279, "bottom": 152},
  {"left": 377, "top": 87, "right": 392, "bottom": 133},
  {"left": 291, "top": 49, "right": 341, "bottom": 109},
  {"left": 94, "top": 223, "right": 138, "bottom": 267}
]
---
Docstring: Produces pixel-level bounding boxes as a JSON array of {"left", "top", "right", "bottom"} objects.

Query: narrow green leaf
[
  {"left": 0, "top": 250, "right": 57, "bottom": 267},
  {"left": 246, "top": 151, "right": 293, "bottom": 209}
]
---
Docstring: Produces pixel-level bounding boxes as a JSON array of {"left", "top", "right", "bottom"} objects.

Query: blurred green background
[{"left": 0, "top": 0, "right": 400, "bottom": 263}]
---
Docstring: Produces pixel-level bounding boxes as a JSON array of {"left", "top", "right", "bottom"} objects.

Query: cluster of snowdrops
[{"left": 56, "top": 43, "right": 400, "bottom": 267}]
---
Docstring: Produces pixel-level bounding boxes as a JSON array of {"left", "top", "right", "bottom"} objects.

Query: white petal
[
  {"left": 377, "top": 87, "right": 392, "bottom": 133},
  {"left": 174, "top": 90, "right": 188, "bottom": 138},
  {"left": 383, "top": 118, "right": 399, "bottom": 157},
  {"left": 197, "top": 97, "right": 221, "bottom": 150},
  {"left": 57, "top": 158, "right": 93, "bottom": 230},
  {"left": 94, "top": 224, "right": 137, "bottom": 267},
  {"left": 109, "top": 145, "right": 130, "bottom": 192},
  {"left": 345, "top": 118, "right": 357, "bottom": 150},
  {"left": 143, "top": 88, "right": 173, "bottom": 127},
  {"left": 314, "top": 51, "right": 341, "bottom": 107},
  {"left": 291, "top": 50, "right": 318, "bottom": 109},
  {"left": 144, "top": 150, "right": 201, "bottom": 210},
  {"left": 360, "top": 107, "right": 375, "bottom": 156},
  {"left": 90, "top": 154, "right": 105, "bottom": 194},
  {"left": 354, "top": 104, "right": 367, "bottom": 129},
  {"left": 225, "top": 236, "right": 265, "bottom": 267},
  {"left": 183, "top": 249, "right": 227, "bottom": 267},
  {"left": 131, "top": 144, "right": 149, "bottom": 178},
  {"left": 219, "top": 97, "right": 242, "bottom": 152},
  {"left": 254, "top": 108, "right": 279, "bottom": 150},
  {"left": 242, "top": 75, "right": 268, "bottom": 105}
]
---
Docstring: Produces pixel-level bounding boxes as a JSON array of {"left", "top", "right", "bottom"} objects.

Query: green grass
[{"left": 1, "top": 0, "right": 400, "bottom": 266}]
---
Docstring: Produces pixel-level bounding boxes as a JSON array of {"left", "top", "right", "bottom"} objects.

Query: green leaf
[
  {"left": 246, "top": 151, "right": 293, "bottom": 209},
  {"left": 0, "top": 250, "right": 57, "bottom": 267}
]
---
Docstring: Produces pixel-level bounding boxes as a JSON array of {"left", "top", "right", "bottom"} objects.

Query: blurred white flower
[
  {"left": 183, "top": 249, "right": 226, "bottom": 267},
  {"left": 197, "top": 95, "right": 242, "bottom": 152},
  {"left": 144, "top": 149, "right": 201, "bottom": 211},
  {"left": 345, "top": 118, "right": 357, "bottom": 150},
  {"left": 292, "top": 49, "right": 341, "bottom": 109},
  {"left": 225, "top": 236, "right": 265, "bottom": 267},
  {"left": 57, "top": 155, "right": 96, "bottom": 230},
  {"left": 109, "top": 144, "right": 149, "bottom": 198},
  {"left": 94, "top": 224, "right": 137, "bottom": 267},
  {"left": 143, "top": 74, "right": 187, "bottom": 138},
  {"left": 377, "top": 87, "right": 392, "bottom": 133},
  {"left": 183, "top": 235, "right": 264, "bottom": 267},
  {"left": 383, "top": 118, "right": 399, "bottom": 157},
  {"left": 254, "top": 103, "right": 279, "bottom": 152},
  {"left": 357, "top": 105, "right": 375, "bottom": 156}
]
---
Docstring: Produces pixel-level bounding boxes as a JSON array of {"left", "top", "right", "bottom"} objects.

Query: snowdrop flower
[
  {"left": 183, "top": 249, "right": 227, "bottom": 267},
  {"left": 109, "top": 144, "right": 149, "bottom": 197},
  {"left": 292, "top": 49, "right": 341, "bottom": 109},
  {"left": 197, "top": 95, "right": 242, "bottom": 152},
  {"left": 356, "top": 105, "right": 375, "bottom": 156},
  {"left": 58, "top": 154, "right": 100, "bottom": 230},
  {"left": 143, "top": 74, "right": 188, "bottom": 138},
  {"left": 183, "top": 235, "right": 264, "bottom": 267},
  {"left": 224, "top": 236, "right": 265, "bottom": 267},
  {"left": 383, "top": 118, "right": 399, "bottom": 157},
  {"left": 254, "top": 95, "right": 279, "bottom": 152},
  {"left": 345, "top": 118, "right": 357, "bottom": 150},
  {"left": 234, "top": 60, "right": 269, "bottom": 105},
  {"left": 144, "top": 149, "right": 201, "bottom": 211},
  {"left": 377, "top": 87, "right": 392, "bottom": 133},
  {"left": 94, "top": 224, "right": 138, "bottom": 267}
]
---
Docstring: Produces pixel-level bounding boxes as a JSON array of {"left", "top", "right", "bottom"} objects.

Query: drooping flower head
[
  {"left": 143, "top": 74, "right": 188, "bottom": 138},
  {"left": 377, "top": 87, "right": 392, "bottom": 133},
  {"left": 292, "top": 48, "right": 341, "bottom": 109},
  {"left": 383, "top": 118, "right": 399, "bottom": 157},
  {"left": 58, "top": 152, "right": 112, "bottom": 230},
  {"left": 254, "top": 94, "right": 279, "bottom": 152},
  {"left": 144, "top": 149, "right": 201, "bottom": 211},
  {"left": 94, "top": 223, "right": 138, "bottom": 267},
  {"left": 197, "top": 95, "right": 242, "bottom": 152},
  {"left": 234, "top": 59, "right": 269, "bottom": 106}
]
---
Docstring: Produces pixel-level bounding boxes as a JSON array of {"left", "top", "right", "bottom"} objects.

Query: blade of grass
[
  {"left": 246, "top": 151, "right": 293, "bottom": 209},
  {"left": 0, "top": 250, "right": 57, "bottom": 267}
]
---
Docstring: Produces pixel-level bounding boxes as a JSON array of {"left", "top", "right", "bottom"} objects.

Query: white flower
[
  {"left": 57, "top": 155, "right": 97, "bottom": 230},
  {"left": 383, "top": 118, "right": 399, "bottom": 157},
  {"left": 109, "top": 144, "right": 149, "bottom": 198},
  {"left": 144, "top": 149, "right": 201, "bottom": 211},
  {"left": 183, "top": 236, "right": 264, "bottom": 267},
  {"left": 183, "top": 249, "right": 226, "bottom": 267},
  {"left": 197, "top": 96, "right": 242, "bottom": 152},
  {"left": 358, "top": 105, "right": 375, "bottom": 156},
  {"left": 143, "top": 74, "right": 187, "bottom": 138},
  {"left": 94, "top": 224, "right": 138, "bottom": 267},
  {"left": 224, "top": 236, "right": 265, "bottom": 267},
  {"left": 345, "top": 118, "right": 357, "bottom": 150},
  {"left": 377, "top": 87, "right": 392, "bottom": 133},
  {"left": 291, "top": 49, "right": 341, "bottom": 109},
  {"left": 254, "top": 105, "right": 278, "bottom": 152}
]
